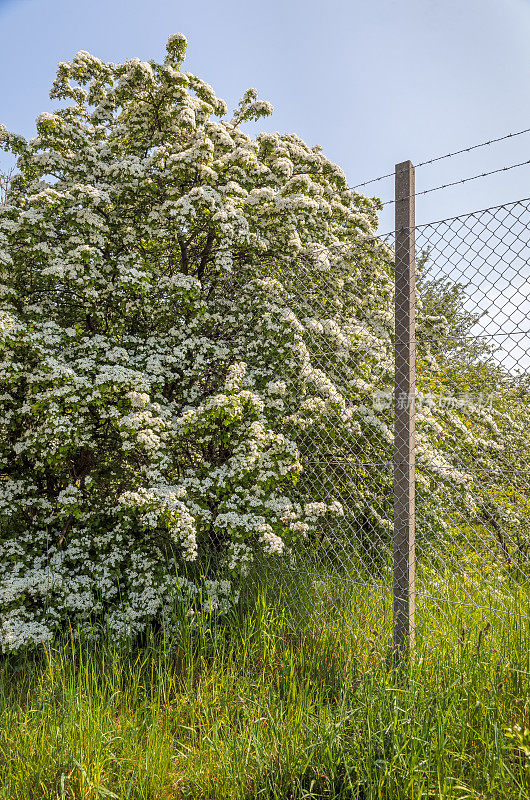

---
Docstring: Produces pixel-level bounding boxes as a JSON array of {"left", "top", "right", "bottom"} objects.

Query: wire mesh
[
  {"left": 238, "top": 231, "right": 397, "bottom": 651},
  {"left": 234, "top": 236, "right": 394, "bottom": 641},
  {"left": 241, "top": 194, "right": 530, "bottom": 659},
  {"left": 413, "top": 198, "right": 530, "bottom": 645}
]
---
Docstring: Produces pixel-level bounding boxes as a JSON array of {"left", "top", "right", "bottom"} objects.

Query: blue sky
[{"left": 1, "top": 0, "right": 530, "bottom": 230}]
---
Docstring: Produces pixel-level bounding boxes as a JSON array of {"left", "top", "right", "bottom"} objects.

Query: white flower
[{"left": 0, "top": 31, "right": 506, "bottom": 654}]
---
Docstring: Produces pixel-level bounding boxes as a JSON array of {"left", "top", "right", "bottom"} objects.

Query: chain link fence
[
  {"left": 242, "top": 176, "right": 530, "bottom": 661},
  {"left": 413, "top": 197, "right": 530, "bottom": 649}
]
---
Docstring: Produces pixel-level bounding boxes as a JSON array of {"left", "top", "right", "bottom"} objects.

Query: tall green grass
[{"left": 0, "top": 557, "right": 529, "bottom": 799}]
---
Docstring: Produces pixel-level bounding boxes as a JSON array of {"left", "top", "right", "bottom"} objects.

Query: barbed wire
[
  {"left": 349, "top": 124, "right": 530, "bottom": 190},
  {"left": 381, "top": 157, "right": 530, "bottom": 206}
]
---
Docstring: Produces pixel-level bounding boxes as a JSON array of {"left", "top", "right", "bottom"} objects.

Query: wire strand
[
  {"left": 381, "top": 158, "right": 530, "bottom": 206},
  {"left": 349, "top": 124, "right": 530, "bottom": 191},
  {"left": 414, "top": 127, "right": 530, "bottom": 170}
]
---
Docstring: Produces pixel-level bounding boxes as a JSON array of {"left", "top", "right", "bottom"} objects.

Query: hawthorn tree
[
  {"left": 0, "top": 34, "right": 398, "bottom": 650},
  {"left": 1, "top": 35, "right": 527, "bottom": 652}
]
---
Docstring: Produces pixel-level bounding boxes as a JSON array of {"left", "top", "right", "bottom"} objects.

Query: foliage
[
  {"left": 1, "top": 35, "right": 529, "bottom": 652},
  {"left": 0, "top": 565, "right": 529, "bottom": 799},
  {"left": 415, "top": 254, "right": 530, "bottom": 569},
  {"left": 0, "top": 172, "right": 10, "bottom": 206},
  {"left": 416, "top": 248, "right": 495, "bottom": 375},
  {"left": 0, "top": 34, "right": 395, "bottom": 650}
]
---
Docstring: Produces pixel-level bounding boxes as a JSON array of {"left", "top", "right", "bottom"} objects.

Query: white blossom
[{"left": 0, "top": 33, "right": 508, "bottom": 654}]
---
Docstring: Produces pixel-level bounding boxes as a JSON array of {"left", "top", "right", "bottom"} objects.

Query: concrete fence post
[{"left": 393, "top": 160, "right": 416, "bottom": 655}]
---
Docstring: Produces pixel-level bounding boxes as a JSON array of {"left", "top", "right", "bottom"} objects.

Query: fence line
[{"left": 245, "top": 155, "right": 530, "bottom": 661}]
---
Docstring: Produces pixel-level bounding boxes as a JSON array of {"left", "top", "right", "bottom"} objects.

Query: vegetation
[
  {"left": 1, "top": 33, "right": 529, "bottom": 799},
  {"left": 1, "top": 33, "right": 529, "bottom": 652},
  {"left": 0, "top": 33, "right": 392, "bottom": 650},
  {"left": 0, "top": 557, "right": 529, "bottom": 800}
]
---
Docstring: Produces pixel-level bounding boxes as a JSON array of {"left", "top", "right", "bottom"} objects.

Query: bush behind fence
[{"left": 245, "top": 175, "right": 530, "bottom": 657}]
